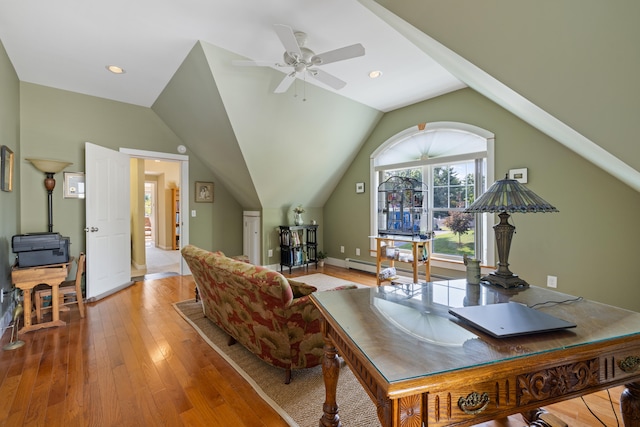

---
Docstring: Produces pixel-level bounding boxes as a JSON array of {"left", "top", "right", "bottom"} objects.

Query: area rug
[
  {"left": 173, "top": 299, "right": 381, "bottom": 427},
  {"left": 293, "top": 273, "right": 369, "bottom": 292}
]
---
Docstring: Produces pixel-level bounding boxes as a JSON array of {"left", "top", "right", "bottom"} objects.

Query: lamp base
[
  {"left": 481, "top": 272, "right": 529, "bottom": 289},
  {"left": 3, "top": 339, "right": 25, "bottom": 351}
]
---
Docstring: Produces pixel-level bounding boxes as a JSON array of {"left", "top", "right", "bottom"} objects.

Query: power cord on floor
[{"left": 580, "top": 388, "right": 620, "bottom": 427}]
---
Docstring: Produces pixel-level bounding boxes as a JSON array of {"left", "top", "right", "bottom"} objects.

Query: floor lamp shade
[
  {"left": 464, "top": 174, "right": 558, "bottom": 288},
  {"left": 27, "top": 158, "right": 73, "bottom": 232}
]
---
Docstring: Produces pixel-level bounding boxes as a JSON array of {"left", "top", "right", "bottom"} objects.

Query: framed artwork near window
[
  {"left": 1, "top": 145, "right": 14, "bottom": 192},
  {"left": 195, "top": 181, "right": 214, "bottom": 203},
  {"left": 509, "top": 168, "right": 528, "bottom": 183},
  {"left": 356, "top": 182, "right": 365, "bottom": 193},
  {"left": 63, "top": 172, "right": 85, "bottom": 198}
]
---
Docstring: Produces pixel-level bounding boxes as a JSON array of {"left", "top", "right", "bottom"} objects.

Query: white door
[
  {"left": 243, "top": 211, "right": 260, "bottom": 265},
  {"left": 85, "top": 142, "right": 132, "bottom": 301}
]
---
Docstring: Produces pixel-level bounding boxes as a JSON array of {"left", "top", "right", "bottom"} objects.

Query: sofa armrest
[{"left": 288, "top": 279, "right": 317, "bottom": 298}]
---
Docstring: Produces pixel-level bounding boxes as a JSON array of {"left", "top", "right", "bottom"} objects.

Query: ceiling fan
[{"left": 233, "top": 24, "right": 365, "bottom": 94}]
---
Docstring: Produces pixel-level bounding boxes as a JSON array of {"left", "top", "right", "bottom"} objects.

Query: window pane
[
  {"left": 449, "top": 186, "right": 465, "bottom": 208},
  {"left": 432, "top": 210, "right": 476, "bottom": 258},
  {"left": 465, "top": 185, "right": 475, "bottom": 206},
  {"left": 433, "top": 187, "right": 448, "bottom": 208},
  {"left": 451, "top": 164, "right": 467, "bottom": 185},
  {"left": 433, "top": 167, "right": 448, "bottom": 185}
]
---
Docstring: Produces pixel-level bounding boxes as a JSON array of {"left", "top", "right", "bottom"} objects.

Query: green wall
[
  {"left": 325, "top": 88, "right": 640, "bottom": 312},
  {"left": 18, "top": 83, "right": 243, "bottom": 260},
  {"left": 0, "top": 40, "right": 20, "bottom": 323}
]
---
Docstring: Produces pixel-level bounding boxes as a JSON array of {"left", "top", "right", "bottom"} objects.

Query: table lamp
[
  {"left": 27, "top": 158, "right": 73, "bottom": 232},
  {"left": 464, "top": 174, "right": 558, "bottom": 288}
]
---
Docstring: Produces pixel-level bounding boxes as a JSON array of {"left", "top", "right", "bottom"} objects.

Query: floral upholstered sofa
[{"left": 181, "top": 244, "right": 353, "bottom": 383}]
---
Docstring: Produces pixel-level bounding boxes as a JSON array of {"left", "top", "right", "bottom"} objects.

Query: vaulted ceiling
[{"left": 1, "top": 0, "right": 638, "bottom": 209}]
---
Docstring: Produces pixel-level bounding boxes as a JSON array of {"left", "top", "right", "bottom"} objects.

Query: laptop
[{"left": 448, "top": 302, "right": 576, "bottom": 338}]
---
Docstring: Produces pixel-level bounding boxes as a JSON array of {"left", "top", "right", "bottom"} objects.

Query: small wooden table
[
  {"left": 311, "top": 280, "right": 640, "bottom": 426},
  {"left": 373, "top": 236, "right": 431, "bottom": 286},
  {"left": 11, "top": 259, "right": 72, "bottom": 333}
]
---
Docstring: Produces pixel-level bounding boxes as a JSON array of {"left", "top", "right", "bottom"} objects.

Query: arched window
[{"left": 370, "top": 121, "right": 495, "bottom": 268}]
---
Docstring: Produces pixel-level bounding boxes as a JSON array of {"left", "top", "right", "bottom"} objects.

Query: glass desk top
[{"left": 311, "top": 280, "right": 640, "bottom": 384}]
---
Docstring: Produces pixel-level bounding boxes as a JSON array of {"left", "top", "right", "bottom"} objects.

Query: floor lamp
[
  {"left": 27, "top": 158, "right": 72, "bottom": 232},
  {"left": 464, "top": 174, "right": 558, "bottom": 288}
]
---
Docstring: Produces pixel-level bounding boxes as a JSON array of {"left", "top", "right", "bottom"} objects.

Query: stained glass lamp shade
[{"left": 464, "top": 174, "right": 558, "bottom": 288}]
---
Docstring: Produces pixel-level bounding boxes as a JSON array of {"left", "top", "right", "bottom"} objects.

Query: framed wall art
[
  {"left": 508, "top": 168, "right": 528, "bottom": 184},
  {"left": 1, "top": 145, "right": 14, "bottom": 192},
  {"left": 195, "top": 181, "right": 214, "bottom": 203},
  {"left": 63, "top": 172, "right": 85, "bottom": 198},
  {"left": 355, "top": 182, "right": 365, "bottom": 193}
]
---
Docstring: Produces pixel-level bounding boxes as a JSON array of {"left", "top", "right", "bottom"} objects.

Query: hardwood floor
[{"left": 0, "top": 265, "right": 624, "bottom": 426}]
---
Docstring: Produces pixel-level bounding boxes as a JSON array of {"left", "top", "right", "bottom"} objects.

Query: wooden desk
[
  {"left": 11, "top": 259, "right": 72, "bottom": 333},
  {"left": 311, "top": 281, "right": 640, "bottom": 426},
  {"left": 374, "top": 236, "right": 431, "bottom": 286}
]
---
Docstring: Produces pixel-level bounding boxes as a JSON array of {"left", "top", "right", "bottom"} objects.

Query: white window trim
[{"left": 369, "top": 121, "right": 495, "bottom": 270}]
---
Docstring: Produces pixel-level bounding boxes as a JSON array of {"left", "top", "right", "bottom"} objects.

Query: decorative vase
[{"left": 294, "top": 213, "right": 303, "bottom": 226}]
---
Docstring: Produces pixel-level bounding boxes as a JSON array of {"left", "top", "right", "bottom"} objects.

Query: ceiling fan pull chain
[{"left": 303, "top": 72, "right": 307, "bottom": 102}]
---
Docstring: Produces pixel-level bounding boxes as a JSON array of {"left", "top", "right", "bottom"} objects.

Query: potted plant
[{"left": 317, "top": 250, "right": 328, "bottom": 267}]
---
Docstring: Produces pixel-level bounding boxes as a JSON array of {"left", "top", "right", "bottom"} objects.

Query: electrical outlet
[
  {"left": 547, "top": 275, "right": 558, "bottom": 288},
  {"left": 268, "top": 249, "right": 273, "bottom": 257},
  {"left": 355, "top": 248, "right": 360, "bottom": 256},
  {"left": 340, "top": 246, "right": 345, "bottom": 253}
]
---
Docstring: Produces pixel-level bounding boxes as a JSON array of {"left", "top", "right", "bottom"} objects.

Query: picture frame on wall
[
  {"left": 195, "top": 181, "right": 214, "bottom": 203},
  {"left": 1, "top": 145, "right": 14, "bottom": 192},
  {"left": 508, "top": 168, "right": 528, "bottom": 184},
  {"left": 63, "top": 172, "right": 85, "bottom": 198},
  {"left": 355, "top": 182, "right": 365, "bottom": 193}
]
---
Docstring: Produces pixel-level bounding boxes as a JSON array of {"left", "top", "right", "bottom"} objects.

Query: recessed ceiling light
[
  {"left": 106, "top": 65, "right": 126, "bottom": 74},
  {"left": 369, "top": 70, "right": 382, "bottom": 79}
]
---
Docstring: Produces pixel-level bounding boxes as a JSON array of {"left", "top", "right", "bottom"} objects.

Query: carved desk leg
[
  {"left": 621, "top": 382, "right": 640, "bottom": 426},
  {"left": 319, "top": 330, "right": 341, "bottom": 427},
  {"left": 522, "top": 408, "right": 568, "bottom": 427}
]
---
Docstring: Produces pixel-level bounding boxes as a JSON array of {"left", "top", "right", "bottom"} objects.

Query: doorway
[
  {"left": 122, "top": 148, "right": 189, "bottom": 278},
  {"left": 143, "top": 179, "right": 180, "bottom": 275}
]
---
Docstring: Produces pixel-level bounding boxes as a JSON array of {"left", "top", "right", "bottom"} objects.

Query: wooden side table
[
  {"left": 374, "top": 236, "right": 431, "bottom": 286},
  {"left": 11, "top": 259, "right": 72, "bottom": 334}
]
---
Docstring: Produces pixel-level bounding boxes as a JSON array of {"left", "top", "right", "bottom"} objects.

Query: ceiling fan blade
[
  {"left": 232, "top": 59, "right": 277, "bottom": 67},
  {"left": 274, "top": 72, "right": 296, "bottom": 93},
  {"left": 274, "top": 24, "right": 302, "bottom": 57},
  {"left": 312, "top": 43, "right": 365, "bottom": 65},
  {"left": 309, "top": 69, "right": 347, "bottom": 90}
]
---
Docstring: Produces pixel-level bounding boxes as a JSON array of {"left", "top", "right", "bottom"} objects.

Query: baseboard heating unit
[{"left": 344, "top": 258, "right": 449, "bottom": 280}]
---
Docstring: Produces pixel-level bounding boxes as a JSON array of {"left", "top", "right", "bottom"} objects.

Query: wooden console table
[
  {"left": 373, "top": 235, "right": 431, "bottom": 286},
  {"left": 311, "top": 280, "right": 640, "bottom": 426},
  {"left": 11, "top": 259, "right": 72, "bottom": 334}
]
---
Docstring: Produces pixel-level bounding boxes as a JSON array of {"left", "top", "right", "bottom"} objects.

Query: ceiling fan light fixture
[{"left": 106, "top": 65, "right": 126, "bottom": 74}]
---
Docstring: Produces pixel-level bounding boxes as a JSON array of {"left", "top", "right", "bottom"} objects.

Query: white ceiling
[{"left": 0, "top": 0, "right": 465, "bottom": 112}]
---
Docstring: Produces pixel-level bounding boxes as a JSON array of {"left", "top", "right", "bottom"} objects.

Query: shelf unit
[
  {"left": 374, "top": 235, "right": 431, "bottom": 286},
  {"left": 171, "top": 188, "right": 180, "bottom": 250},
  {"left": 279, "top": 225, "right": 318, "bottom": 274}
]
